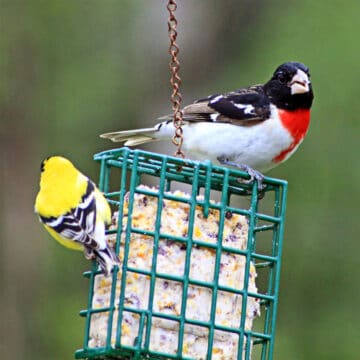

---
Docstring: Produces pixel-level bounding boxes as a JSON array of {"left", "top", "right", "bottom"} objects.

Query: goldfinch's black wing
[
  {"left": 39, "top": 181, "right": 99, "bottom": 249},
  {"left": 180, "top": 85, "right": 271, "bottom": 126}
]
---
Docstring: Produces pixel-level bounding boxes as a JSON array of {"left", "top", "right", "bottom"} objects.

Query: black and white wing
[
  {"left": 180, "top": 85, "right": 271, "bottom": 126},
  {"left": 39, "top": 181, "right": 99, "bottom": 250}
]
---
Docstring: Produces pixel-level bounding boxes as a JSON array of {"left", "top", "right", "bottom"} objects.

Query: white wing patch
[
  {"left": 209, "top": 95, "right": 223, "bottom": 104},
  {"left": 210, "top": 113, "right": 219, "bottom": 121},
  {"left": 233, "top": 103, "right": 255, "bottom": 115},
  {"left": 79, "top": 190, "right": 95, "bottom": 209},
  {"left": 46, "top": 215, "right": 64, "bottom": 227}
]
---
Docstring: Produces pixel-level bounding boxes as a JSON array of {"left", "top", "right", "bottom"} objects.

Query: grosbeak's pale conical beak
[{"left": 290, "top": 69, "right": 310, "bottom": 94}]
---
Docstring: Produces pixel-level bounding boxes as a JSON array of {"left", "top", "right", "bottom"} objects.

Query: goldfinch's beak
[{"left": 290, "top": 69, "right": 310, "bottom": 94}]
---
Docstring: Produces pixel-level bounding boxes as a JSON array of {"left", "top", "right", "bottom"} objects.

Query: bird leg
[
  {"left": 83, "top": 246, "right": 96, "bottom": 260},
  {"left": 217, "top": 156, "right": 265, "bottom": 191}
]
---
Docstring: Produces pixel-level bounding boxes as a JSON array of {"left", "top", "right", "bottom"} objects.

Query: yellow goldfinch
[{"left": 34, "top": 156, "right": 120, "bottom": 275}]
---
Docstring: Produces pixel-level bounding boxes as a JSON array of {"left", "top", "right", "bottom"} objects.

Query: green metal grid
[{"left": 75, "top": 147, "right": 287, "bottom": 360}]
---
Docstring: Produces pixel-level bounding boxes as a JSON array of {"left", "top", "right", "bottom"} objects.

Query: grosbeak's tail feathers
[
  {"left": 101, "top": 127, "right": 159, "bottom": 146},
  {"left": 101, "top": 61, "right": 313, "bottom": 183}
]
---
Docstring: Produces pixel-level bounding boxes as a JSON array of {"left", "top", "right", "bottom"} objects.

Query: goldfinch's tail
[
  {"left": 100, "top": 127, "right": 159, "bottom": 146},
  {"left": 94, "top": 246, "right": 120, "bottom": 276}
]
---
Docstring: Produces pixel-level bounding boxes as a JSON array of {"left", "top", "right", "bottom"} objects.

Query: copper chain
[{"left": 167, "top": 0, "right": 185, "bottom": 158}]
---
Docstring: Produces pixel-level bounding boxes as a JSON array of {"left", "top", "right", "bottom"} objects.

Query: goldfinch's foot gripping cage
[{"left": 75, "top": 147, "right": 287, "bottom": 360}]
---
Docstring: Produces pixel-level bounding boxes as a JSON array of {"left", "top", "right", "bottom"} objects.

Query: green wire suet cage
[{"left": 75, "top": 147, "right": 287, "bottom": 360}]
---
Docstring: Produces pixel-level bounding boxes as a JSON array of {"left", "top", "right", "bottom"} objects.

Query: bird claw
[
  {"left": 217, "top": 156, "right": 266, "bottom": 193},
  {"left": 240, "top": 165, "right": 265, "bottom": 186},
  {"left": 83, "top": 247, "right": 96, "bottom": 260}
]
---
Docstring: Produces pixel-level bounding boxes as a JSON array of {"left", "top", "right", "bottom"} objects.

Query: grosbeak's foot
[
  {"left": 239, "top": 164, "right": 265, "bottom": 187},
  {"left": 217, "top": 156, "right": 265, "bottom": 192}
]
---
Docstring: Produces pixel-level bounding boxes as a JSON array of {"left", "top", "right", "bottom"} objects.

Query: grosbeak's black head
[{"left": 264, "top": 62, "right": 314, "bottom": 110}]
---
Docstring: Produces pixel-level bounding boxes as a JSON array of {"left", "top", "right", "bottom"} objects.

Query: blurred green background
[{"left": 1, "top": 0, "right": 359, "bottom": 359}]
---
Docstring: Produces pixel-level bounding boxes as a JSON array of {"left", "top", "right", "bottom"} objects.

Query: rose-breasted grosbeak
[{"left": 101, "top": 62, "right": 313, "bottom": 188}]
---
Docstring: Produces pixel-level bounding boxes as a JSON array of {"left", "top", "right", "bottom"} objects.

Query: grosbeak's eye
[{"left": 277, "top": 72, "right": 287, "bottom": 84}]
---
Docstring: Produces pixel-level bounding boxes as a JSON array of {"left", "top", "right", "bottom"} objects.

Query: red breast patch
[{"left": 273, "top": 109, "right": 311, "bottom": 163}]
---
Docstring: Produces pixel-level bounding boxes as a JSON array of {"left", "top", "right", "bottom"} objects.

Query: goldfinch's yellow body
[{"left": 34, "top": 156, "right": 119, "bottom": 275}]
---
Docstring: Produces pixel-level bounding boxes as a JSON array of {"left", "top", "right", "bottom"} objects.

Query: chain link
[{"left": 167, "top": 0, "right": 185, "bottom": 158}]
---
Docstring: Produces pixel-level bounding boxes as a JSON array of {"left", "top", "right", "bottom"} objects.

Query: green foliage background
[{"left": 1, "top": 1, "right": 359, "bottom": 359}]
